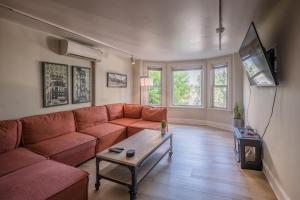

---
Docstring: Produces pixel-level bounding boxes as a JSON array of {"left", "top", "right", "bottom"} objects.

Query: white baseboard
[
  {"left": 263, "top": 161, "right": 290, "bottom": 200},
  {"left": 168, "top": 118, "right": 233, "bottom": 131},
  {"left": 206, "top": 120, "right": 233, "bottom": 131}
]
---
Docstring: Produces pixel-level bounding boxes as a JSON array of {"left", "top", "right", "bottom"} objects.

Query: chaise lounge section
[{"left": 0, "top": 119, "right": 89, "bottom": 200}]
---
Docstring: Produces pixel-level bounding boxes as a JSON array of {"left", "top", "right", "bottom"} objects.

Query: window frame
[
  {"left": 170, "top": 66, "right": 204, "bottom": 108},
  {"left": 212, "top": 64, "right": 229, "bottom": 109},
  {"left": 147, "top": 67, "right": 162, "bottom": 106}
]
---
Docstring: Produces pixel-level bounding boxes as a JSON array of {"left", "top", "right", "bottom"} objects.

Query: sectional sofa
[{"left": 0, "top": 103, "right": 167, "bottom": 200}]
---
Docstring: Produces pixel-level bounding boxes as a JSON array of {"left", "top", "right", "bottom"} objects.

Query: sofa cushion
[
  {"left": 141, "top": 106, "right": 167, "bottom": 122},
  {"left": 26, "top": 132, "right": 96, "bottom": 166},
  {"left": 22, "top": 111, "right": 76, "bottom": 145},
  {"left": 0, "top": 147, "right": 46, "bottom": 177},
  {"left": 110, "top": 118, "right": 141, "bottom": 127},
  {"left": 0, "top": 120, "right": 21, "bottom": 153},
  {"left": 106, "top": 103, "right": 124, "bottom": 120},
  {"left": 127, "top": 127, "right": 144, "bottom": 137},
  {"left": 79, "top": 123, "right": 126, "bottom": 152},
  {"left": 0, "top": 160, "right": 88, "bottom": 200},
  {"left": 129, "top": 120, "right": 161, "bottom": 130},
  {"left": 127, "top": 120, "right": 161, "bottom": 137},
  {"left": 124, "top": 104, "right": 143, "bottom": 119},
  {"left": 74, "top": 106, "right": 108, "bottom": 130}
]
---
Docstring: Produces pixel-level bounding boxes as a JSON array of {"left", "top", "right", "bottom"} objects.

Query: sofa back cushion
[
  {"left": 74, "top": 106, "right": 108, "bottom": 130},
  {"left": 106, "top": 103, "right": 124, "bottom": 120},
  {"left": 141, "top": 106, "right": 167, "bottom": 122},
  {"left": 22, "top": 111, "right": 76, "bottom": 145},
  {"left": 0, "top": 120, "right": 21, "bottom": 153},
  {"left": 124, "top": 104, "right": 143, "bottom": 119}
]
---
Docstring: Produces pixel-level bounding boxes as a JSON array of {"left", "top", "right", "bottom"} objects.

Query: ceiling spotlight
[
  {"left": 216, "top": 0, "right": 225, "bottom": 50},
  {"left": 130, "top": 55, "right": 135, "bottom": 65}
]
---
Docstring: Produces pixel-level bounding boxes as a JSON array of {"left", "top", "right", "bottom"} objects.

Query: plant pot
[
  {"left": 161, "top": 128, "right": 166, "bottom": 135},
  {"left": 234, "top": 119, "right": 244, "bottom": 128}
]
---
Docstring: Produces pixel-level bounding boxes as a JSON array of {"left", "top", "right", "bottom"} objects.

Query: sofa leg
[
  {"left": 95, "top": 158, "right": 101, "bottom": 191},
  {"left": 169, "top": 134, "right": 173, "bottom": 158}
]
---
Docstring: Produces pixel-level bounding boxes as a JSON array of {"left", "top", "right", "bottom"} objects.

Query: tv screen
[{"left": 239, "top": 23, "right": 277, "bottom": 86}]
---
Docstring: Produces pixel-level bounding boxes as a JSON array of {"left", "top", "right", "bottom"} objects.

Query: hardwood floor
[{"left": 79, "top": 124, "right": 277, "bottom": 200}]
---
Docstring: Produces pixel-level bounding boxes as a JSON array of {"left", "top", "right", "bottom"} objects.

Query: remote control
[
  {"left": 114, "top": 147, "right": 124, "bottom": 150},
  {"left": 109, "top": 148, "right": 123, "bottom": 153},
  {"left": 126, "top": 149, "right": 135, "bottom": 157}
]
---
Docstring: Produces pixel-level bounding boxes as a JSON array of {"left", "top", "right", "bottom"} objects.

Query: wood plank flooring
[{"left": 79, "top": 124, "right": 277, "bottom": 200}]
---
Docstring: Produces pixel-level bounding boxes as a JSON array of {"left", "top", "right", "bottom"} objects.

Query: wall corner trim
[
  {"left": 263, "top": 161, "right": 290, "bottom": 200},
  {"left": 168, "top": 118, "right": 233, "bottom": 131}
]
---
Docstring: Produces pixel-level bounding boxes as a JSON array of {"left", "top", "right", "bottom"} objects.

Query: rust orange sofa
[
  {"left": 0, "top": 103, "right": 167, "bottom": 199},
  {"left": 0, "top": 119, "right": 89, "bottom": 200}
]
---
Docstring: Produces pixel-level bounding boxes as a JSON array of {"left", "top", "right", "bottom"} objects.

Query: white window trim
[
  {"left": 142, "top": 62, "right": 166, "bottom": 106},
  {"left": 168, "top": 65, "right": 205, "bottom": 108},
  {"left": 147, "top": 68, "right": 162, "bottom": 106},
  {"left": 207, "top": 56, "right": 233, "bottom": 111},
  {"left": 212, "top": 64, "right": 229, "bottom": 109}
]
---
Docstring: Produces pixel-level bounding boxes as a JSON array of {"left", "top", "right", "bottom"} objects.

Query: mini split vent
[{"left": 59, "top": 39, "right": 103, "bottom": 61}]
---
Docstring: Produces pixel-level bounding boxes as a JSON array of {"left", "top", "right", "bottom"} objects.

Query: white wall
[
  {"left": 243, "top": 0, "right": 300, "bottom": 199},
  {"left": 94, "top": 50, "right": 133, "bottom": 105},
  {"left": 0, "top": 18, "right": 133, "bottom": 120},
  {"left": 134, "top": 54, "right": 244, "bottom": 131}
]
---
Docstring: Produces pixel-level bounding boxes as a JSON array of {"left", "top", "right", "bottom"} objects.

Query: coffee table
[{"left": 95, "top": 129, "right": 173, "bottom": 200}]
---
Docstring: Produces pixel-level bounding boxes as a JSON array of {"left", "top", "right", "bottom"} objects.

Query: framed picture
[
  {"left": 42, "top": 62, "right": 69, "bottom": 107},
  {"left": 72, "top": 66, "right": 91, "bottom": 104},
  {"left": 107, "top": 72, "right": 127, "bottom": 88}
]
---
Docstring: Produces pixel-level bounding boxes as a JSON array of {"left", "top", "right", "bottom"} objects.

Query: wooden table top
[{"left": 96, "top": 129, "right": 172, "bottom": 167}]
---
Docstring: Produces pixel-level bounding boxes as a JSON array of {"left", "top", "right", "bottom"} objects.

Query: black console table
[{"left": 233, "top": 127, "right": 262, "bottom": 171}]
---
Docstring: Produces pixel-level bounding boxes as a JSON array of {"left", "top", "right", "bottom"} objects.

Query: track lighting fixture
[
  {"left": 216, "top": 0, "right": 225, "bottom": 50},
  {"left": 131, "top": 55, "right": 135, "bottom": 65}
]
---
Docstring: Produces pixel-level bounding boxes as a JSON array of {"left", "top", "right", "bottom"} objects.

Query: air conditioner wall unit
[{"left": 59, "top": 39, "right": 103, "bottom": 61}]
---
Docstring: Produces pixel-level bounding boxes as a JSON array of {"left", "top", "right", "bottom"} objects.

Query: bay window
[
  {"left": 212, "top": 64, "right": 228, "bottom": 109},
  {"left": 171, "top": 68, "right": 202, "bottom": 107},
  {"left": 148, "top": 68, "right": 162, "bottom": 106}
]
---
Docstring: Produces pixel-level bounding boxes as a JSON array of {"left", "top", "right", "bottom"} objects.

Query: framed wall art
[
  {"left": 72, "top": 66, "right": 91, "bottom": 104},
  {"left": 42, "top": 62, "right": 69, "bottom": 107},
  {"left": 107, "top": 72, "right": 127, "bottom": 88}
]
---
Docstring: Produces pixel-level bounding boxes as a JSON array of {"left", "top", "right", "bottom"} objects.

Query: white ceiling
[{"left": 0, "top": 0, "right": 271, "bottom": 61}]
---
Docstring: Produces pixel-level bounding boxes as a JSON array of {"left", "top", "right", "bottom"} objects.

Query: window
[
  {"left": 212, "top": 64, "right": 228, "bottom": 108},
  {"left": 148, "top": 68, "right": 162, "bottom": 105},
  {"left": 171, "top": 68, "right": 202, "bottom": 106}
]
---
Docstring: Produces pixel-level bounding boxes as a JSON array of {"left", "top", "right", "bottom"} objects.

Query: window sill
[
  {"left": 206, "top": 107, "right": 232, "bottom": 112},
  {"left": 148, "top": 104, "right": 162, "bottom": 107},
  {"left": 167, "top": 106, "right": 232, "bottom": 112},
  {"left": 168, "top": 105, "right": 204, "bottom": 109}
]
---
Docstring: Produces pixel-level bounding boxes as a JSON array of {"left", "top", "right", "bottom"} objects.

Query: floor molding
[
  {"left": 263, "top": 161, "right": 290, "bottom": 200},
  {"left": 168, "top": 118, "right": 233, "bottom": 131}
]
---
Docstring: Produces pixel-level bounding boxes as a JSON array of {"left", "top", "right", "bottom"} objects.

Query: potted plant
[
  {"left": 161, "top": 120, "right": 167, "bottom": 135},
  {"left": 233, "top": 103, "right": 244, "bottom": 128}
]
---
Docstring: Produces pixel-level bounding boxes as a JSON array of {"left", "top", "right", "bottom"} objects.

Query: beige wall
[
  {"left": 243, "top": 0, "right": 300, "bottom": 199},
  {"left": 0, "top": 18, "right": 133, "bottom": 120},
  {"left": 134, "top": 54, "right": 244, "bottom": 130},
  {"left": 94, "top": 50, "right": 133, "bottom": 105}
]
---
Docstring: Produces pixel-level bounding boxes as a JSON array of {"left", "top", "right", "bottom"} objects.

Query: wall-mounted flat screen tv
[{"left": 239, "top": 22, "right": 278, "bottom": 86}]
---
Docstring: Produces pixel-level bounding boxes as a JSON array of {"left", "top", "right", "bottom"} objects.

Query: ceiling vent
[{"left": 59, "top": 39, "right": 103, "bottom": 61}]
